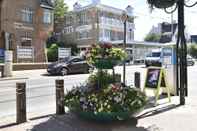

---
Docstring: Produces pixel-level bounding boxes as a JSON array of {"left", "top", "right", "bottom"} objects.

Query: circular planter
[
  {"left": 147, "top": 0, "right": 176, "bottom": 8},
  {"left": 94, "top": 59, "right": 119, "bottom": 69},
  {"left": 73, "top": 110, "right": 136, "bottom": 122}
]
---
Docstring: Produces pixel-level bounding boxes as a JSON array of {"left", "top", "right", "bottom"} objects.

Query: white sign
[
  {"left": 76, "top": 25, "right": 92, "bottom": 32},
  {"left": 17, "top": 46, "right": 34, "bottom": 59},
  {"left": 58, "top": 48, "right": 71, "bottom": 59}
]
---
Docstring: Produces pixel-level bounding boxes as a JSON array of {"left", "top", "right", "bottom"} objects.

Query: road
[{"left": 0, "top": 64, "right": 196, "bottom": 120}]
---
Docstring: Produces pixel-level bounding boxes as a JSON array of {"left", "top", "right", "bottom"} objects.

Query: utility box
[
  {"left": 4, "top": 51, "right": 13, "bottom": 77},
  {"left": 162, "top": 43, "right": 177, "bottom": 95}
]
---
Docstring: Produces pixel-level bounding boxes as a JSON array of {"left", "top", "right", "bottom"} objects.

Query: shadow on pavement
[
  {"left": 137, "top": 104, "right": 181, "bottom": 119},
  {"left": 31, "top": 113, "right": 149, "bottom": 131}
]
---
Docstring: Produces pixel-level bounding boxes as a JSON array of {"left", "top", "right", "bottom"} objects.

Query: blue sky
[{"left": 64, "top": 0, "right": 197, "bottom": 41}]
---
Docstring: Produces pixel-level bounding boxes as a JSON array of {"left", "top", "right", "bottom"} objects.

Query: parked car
[
  {"left": 145, "top": 49, "right": 162, "bottom": 67},
  {"left": 187, "top": 55, "right": 195, "bottom": 66},
  {"left": 47, "top": 57, "right": 92, "bottom": 76}
]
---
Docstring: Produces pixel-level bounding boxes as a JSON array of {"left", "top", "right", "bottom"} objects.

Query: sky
[{"left": 64, "top": 0, "right": 197, "bottom": 41}]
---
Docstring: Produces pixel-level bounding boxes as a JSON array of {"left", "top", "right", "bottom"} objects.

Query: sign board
[
  {"left": 17, "top": 46, "right": 34, "bottom": 59},
  {"left": 145, "top": 68, "right": 161, "bottom": 89},
  {"left": 0, "top": 48, "right": 5, "bottom": 63},
  {"left": 58, "top": 48, "right": 71, "bottom": 59},
  {"left": 163, "top": 48, "right": 173, "bottom": 65},
  {"left": 144, "top": 67, "right": 171, "bottom": 104}
]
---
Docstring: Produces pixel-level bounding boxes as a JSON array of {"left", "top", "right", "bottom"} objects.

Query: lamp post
[{"left": 121, "top": 11, "right": 128, "bottom": 85}]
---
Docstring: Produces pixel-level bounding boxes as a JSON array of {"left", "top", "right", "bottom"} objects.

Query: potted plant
[
  {"left": 147, "top": 0, "right": 177, "bottom": 9},
  {"left": 86, "top": 43, "right": 127, "bottom": 69},
  {"left": 65, "top": 73, "right": 147, "bottom": 121},
  {"left": 64, "top": 43, "right": 147, "bottom": 122}
]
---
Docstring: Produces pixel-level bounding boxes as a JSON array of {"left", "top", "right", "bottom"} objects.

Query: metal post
[
  {"left": 123, "top": 20, "right": 127, "bottom": 85},
  {"left": 16, "top": 82, "right": 27, "bottom": 124},
  {"left": 177, "top": 0, "right": 187, "bottom": 105},
  {"left": 135, "top": 72, "right": 141, "bottom": 89},
  {"left": 56, "top": 79, "right": 65, "bottom": 115}
]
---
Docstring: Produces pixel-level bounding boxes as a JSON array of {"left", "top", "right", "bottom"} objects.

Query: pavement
[
  {"left": 0, "top": 69, "right": 47, "bottom": 81},
  {"left": 0, "top": 96, "right": 197, "bottom": 131},
  {"left": 0, "top": 64, "right": 197, "bottom": 131}
]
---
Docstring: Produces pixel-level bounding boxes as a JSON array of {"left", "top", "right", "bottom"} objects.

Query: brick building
[
  {"left": 0, "top": 0, "right": 54, "bottom": 63},
  {"left": 56, "top": 0, "right": 135, "bottom": 50}
]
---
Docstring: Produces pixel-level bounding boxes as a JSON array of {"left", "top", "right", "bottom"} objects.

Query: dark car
[{"left": 47, "top": 57, "right": 92, "bottom": 75}]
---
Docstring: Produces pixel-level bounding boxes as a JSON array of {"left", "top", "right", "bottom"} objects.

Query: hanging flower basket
[
  {"left": 86, "top": 43, "right": 127, "bottom": 69},
  {"left": 147, "top": 0, "right": 176, "bottom": 9},
  {"left": 94, "top": 58, "right": 120, "bottom": 69}
]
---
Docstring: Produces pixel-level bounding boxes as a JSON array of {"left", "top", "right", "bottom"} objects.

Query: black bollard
[
  {"left": 134, "top": 72, "right": 141, "bottom": 89},
  {"left": 16, "top": 82, "right": 27, "bottom": 124},
  {"left": 56, "top": 79, "right": 65, "bottom": 115}
]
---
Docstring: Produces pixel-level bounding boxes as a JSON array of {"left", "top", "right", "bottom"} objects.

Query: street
[{"left": 0, "top": 64, "right": 196, "bottom": 122}]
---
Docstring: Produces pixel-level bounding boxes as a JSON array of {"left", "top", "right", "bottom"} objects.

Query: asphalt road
[{"left": 0, "top": 64, "right": 196, "bottom": 120}]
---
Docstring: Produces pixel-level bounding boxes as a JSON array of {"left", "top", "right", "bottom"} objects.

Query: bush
[
  {"left": 144, "top": 33, "right": 161, "bottom": 42},
  {"left": 47, "top": 44, "right": 59, "bottom": 62}
]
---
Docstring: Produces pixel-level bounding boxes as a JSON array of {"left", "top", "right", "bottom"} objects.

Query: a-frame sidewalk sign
[{"left": 143, "top": 67, "right": 171, "bottom": 104}]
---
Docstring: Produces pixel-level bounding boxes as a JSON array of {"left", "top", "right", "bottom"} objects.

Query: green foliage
[
  {"left": 47, "top": 44, "right": 59, "bottom": 62},
  {"left": 54, "top": 0, "right": 68, "bottom": 20},
  {"left": 144, "top": 33, "right": 161, "bottom": 42},
  {"left": 86, "top": 43, "right": 127, "bottom": 67},
  {"left": 188, "top": 44, "right": 197, "bottom": 59},
  {"left": 87, "top": 71, "right": 121, "bottom": 89},
  {"left": 65, "top": 84, "right": 147, "bottom": 120}
]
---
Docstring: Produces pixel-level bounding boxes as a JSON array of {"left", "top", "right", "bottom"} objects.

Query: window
[
  {"left": 78, "top": 12, "right": 88, "bottom": 25},
  {"left": 77, "top": 31, "right": 91, "bottom": 40},
  {"left": 21, "top": 8, "right": 33, "bottom": 23},
  {"left": 21, "top": 32, "right": 32, "bottom": 46},
  {"left": 43, "top": 9, "right": 53, "bottom": 24},
  {"left": 63, "top": 26, "right": 73, "bottom": 34}
]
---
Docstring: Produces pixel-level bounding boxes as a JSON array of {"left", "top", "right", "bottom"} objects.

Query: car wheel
[{"left": 61, "top": 68, "right": 68, "bottom": 76}]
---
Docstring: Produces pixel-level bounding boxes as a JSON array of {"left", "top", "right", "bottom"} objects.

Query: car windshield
[
  {"left": 146, "top": 53, "right": 152, "bottom": 57},
  {"left": 152, "top": 52, "right": 161, "bottom": 57}
]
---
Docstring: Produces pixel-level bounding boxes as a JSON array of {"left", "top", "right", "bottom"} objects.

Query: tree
[
  {"left": 144, "top": 33, "right": 161, "bottom": 42},
  {"left": 54, "top": 0, "right": 68, "bottom": 21}
]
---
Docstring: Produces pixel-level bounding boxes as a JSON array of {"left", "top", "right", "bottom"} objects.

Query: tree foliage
[
  {"left": 54, "top": 0, "right": 68, "bottom": 21},
  {"left": 144, "top": 33, "right": 161, "bottom": 42}
]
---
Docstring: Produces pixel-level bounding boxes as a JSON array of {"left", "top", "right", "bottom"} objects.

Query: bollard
[
  {"left": 56, "top": 79, "right": 65, "bottom": 115},
  {"left": 134, "top": 72, "right": 141, "bottom": 89},
  {"left": 16, "top": 82, "right": 27, "bottom": 124}
]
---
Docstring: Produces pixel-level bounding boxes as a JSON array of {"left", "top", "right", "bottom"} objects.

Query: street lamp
[{"left": 121, "top": 11, "right": 128, "bottom": 85}]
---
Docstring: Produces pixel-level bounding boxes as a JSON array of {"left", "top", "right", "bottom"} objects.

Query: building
[
  {"left": 149, "top": 22, "right": 178, "bottom": 43},
  {"left": 0, "top": 0, "right": 54, "bottom": 63},
  {"left": 191, "top": 35, "right": 197, "bottom": 43},
  {"left": 56, "top": 0, "right": 135, "bottom": 50}
]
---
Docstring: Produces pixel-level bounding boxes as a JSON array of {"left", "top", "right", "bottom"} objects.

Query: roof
[
  {"left": 40, "top": 0, "right": 54, "bottom": 9},
  {"left": 73, "top": 3, "right": 134, "bottom": 17}
]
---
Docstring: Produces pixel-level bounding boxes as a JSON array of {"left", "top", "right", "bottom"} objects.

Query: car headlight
[{"left": 54, "top": 64, "right": 61, "bottom": 68}]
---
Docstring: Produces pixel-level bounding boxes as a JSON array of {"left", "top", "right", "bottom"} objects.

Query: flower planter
[
  {"left": 94, "top": 59, "right": 119, "bottom": 69},
  {"left": 73, "top": 110, "right": 135, "bottom": 122},
  {"left": 147, "top": 0, "right": 176, "bottom": 9}
]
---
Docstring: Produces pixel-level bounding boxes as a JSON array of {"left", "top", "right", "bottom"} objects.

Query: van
[{"left": 145, "top": 49, "right": 162, "bottom": 67}]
